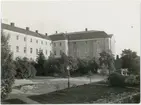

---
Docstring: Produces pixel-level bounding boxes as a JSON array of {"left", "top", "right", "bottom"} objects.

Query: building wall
[
  {"left": 3, "top": 29, "right": 52, "bottom": 61},
  {"left": 68, "top": 38, "right": 111, "bottom": 59},
  {"left": 52, "top": 40, "right": 68, "bottom": 58}
]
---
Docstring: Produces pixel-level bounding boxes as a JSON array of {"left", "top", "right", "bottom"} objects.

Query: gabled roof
[
  {"left": 67, "top": 30, "right": 110, "bottom": 40},
  {"left": 1, "top": 23, "right": 51, "bottom": 40},
  {"left": 49, "top": 33, "right": 67, "bottom": 41},
  {"left": 49, "top": 30, "right": 111, "bottom": 41}
]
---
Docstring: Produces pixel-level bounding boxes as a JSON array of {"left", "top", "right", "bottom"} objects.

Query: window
[
  {"left": 24, "top": 47, "right": 26, "bottom": 53},
  {"left": 16, "top": 35, "right": 19, "bottom": 40},
  {"left": 60, "top": 42, "right": 62, "bottom": 46},
  {"left": 36, "top": 49, "right": 38, "bottom": 54},
  {"left": 30, "top": 48, "right": 32, "bottom": 53},
  {"left": 46, "top": 42, "right": 47, "bottom": 45},
  {"left": 60, "top": 50, "right": 62, "bottom": 55},
  {"left": 16, "top": 46, "right": 19, "bottom": 52},
  {"left": 74, "top": 42, "right": 76, "bottom": 44},
  {"left": 54, "top": 43, "right": 56, "bottom": 47},
  {"left": 24, "top": 37, "right": 26, "bottom": 41},
  {"left": 36, "top": 40, "right": 38, "bottom": 43},
  {"left": 54, "top": 51, "right": 56, "bottom": 55},
  {"left": 30, "top": 38, "right": 32, "bottom": 42},
  {"left": 46, "top": 50, "right": 47, "bottom": 55},
  {"left": 85, "top": 41, "right": 87, "bottom": 44},
  {"left": 41, "top": 41, "right": 43, "bottom": 44}
]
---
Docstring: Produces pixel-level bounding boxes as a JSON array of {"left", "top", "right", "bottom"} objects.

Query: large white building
[
  {"left": 2, "top": 22, "right": 115, "bottom": 61},
  {"left": 2, "top": 22, "right": 52, "bottom": 60}
]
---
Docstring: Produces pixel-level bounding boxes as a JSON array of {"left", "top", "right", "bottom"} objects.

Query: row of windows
[
  {"left": 54, "top": 42, "right": 62, "bottom": 47},
  {"left": 16, "top": 46, "right": 50, "bottom": 55},
  {"left": 54, "top": 50, "right": 62, "bottom": 55},
  {"left": 16, "top": 35, "right": 51, "bottom": 46}
]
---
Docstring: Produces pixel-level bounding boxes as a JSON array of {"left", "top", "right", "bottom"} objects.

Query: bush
[
  {"left": 14, "top": 57, "right": 37, "bottom": 79},
  {"left": 108, "top": 72, "right": 125, "bottom": 87},
  {"left": 125, "top": 75, "right": 140, "bottom": 86},
  {"left": 1, "top": 32, "right": 16, "bottom": 100}
]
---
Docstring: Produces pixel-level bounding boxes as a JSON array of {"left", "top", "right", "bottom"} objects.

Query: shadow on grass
[
  {"left": 28, "top": 82, "right": 138, "bottom": 104},
  {"left": 3, "top": 98, "right": 27, "bottom": 104}
]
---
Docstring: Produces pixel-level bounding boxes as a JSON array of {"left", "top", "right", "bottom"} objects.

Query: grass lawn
[
  {"left": 28, "top": 83, "right": 139, "bottom": 104},
  {"left": 3, "top": 99, "right": 27, "bottom": 104}
]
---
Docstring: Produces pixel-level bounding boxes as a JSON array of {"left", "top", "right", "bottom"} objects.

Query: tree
[
  {"left": 99, "top": 51, "right": 116, "bottom": 74},
  {"left": 1, "top": 32, "right": 16, "bottom": 100},
  {"left": 14, "top": 57, "right": 37, "bottom": 79},
  {"left": 115, "top": 55, "right": 122, "bottom": 73},
  {"left": 121, "top": 49, "right": 140, "bottom": 74},
  {"left": 35, "top": 51, "right": 46, "bottom": 76}
]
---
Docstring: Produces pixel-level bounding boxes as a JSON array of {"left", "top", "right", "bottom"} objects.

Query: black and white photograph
[{"left": 1, "top": 0, "right": 140, "bottom": 104}]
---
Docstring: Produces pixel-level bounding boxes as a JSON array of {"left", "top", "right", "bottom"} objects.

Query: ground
[{"left": 2, "top": 74, "right": 140, "bottom": 104}]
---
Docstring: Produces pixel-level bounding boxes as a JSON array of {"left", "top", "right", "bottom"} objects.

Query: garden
[{"left": 1, "top": 32, "right": 140, "bottom": 104}]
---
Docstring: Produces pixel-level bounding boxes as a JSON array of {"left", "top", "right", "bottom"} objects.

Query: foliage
[
  {"left": 121, "top": 49, "right": 140, "bottom": 75},
  {"left": 1, "top": 32, "right": 16, "bottom": 100},
  {"left": 108, "top": 72, "right": 125, "bottom": 87},
  {"left": 14, "top": 57, "right": 37, "bottom": 79},
  {"left": 43, "top": 56, "right": 61, "bottom": 76},
  {"left": 87, "top": 58, "right": 99, "bottom": 73},
  {"left": 115, "top": 55, "right": 122, "bottom": 71},
  {"left": 125, "top": 75, "right": 140, "bottom": 86},
  {"left": 99, "top": 51, "right": 116, "bottom": 74},
  {"left": 35, "top": 51, "right": 46, "bottom": 76}
]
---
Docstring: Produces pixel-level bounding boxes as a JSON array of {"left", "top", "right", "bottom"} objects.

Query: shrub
[
  {"left": 14, "top": 57, "right": 37, "bottom": 79},
  {"left": 108, "top": 72, "right": 125, "bottom": 87},
  {"left": 125, "top": 75, "right": 140, "bottom": 86},
  {"left": 1, "top": 32, "right": 16, "bottom": 100}
]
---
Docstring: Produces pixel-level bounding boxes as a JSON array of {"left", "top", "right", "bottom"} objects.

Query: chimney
[
  {"left": 10, "top": 22, "right": 15, "bottom": 26},
  {"left": 45, "top": 33, "right": 48, "bottom": 36},
  {"left": 35, "top": 30, "right": 38, "bottom": 33},
  {"left": 56, "top": 31, "right": 58, "bottom": 34},
  {"left": 85, "top": 28, "right": 88, "bottom": 31},
  {"left": 26, "top": 27, "right": 29, "bottom": 31}
]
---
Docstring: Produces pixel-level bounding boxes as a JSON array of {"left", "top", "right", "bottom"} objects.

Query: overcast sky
[{"left": 1, "top": 0, "right": 140, "bottom": 56}]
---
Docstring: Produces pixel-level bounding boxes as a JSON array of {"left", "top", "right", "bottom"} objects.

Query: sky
[{"left": 1, "top": 0, "right": 140, "bottom": 56}]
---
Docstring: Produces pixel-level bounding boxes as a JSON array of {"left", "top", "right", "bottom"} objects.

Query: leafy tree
[
  {"left": 1, "top": 32, "right": 16, "bottom": 100},
  {"left": 35, "top": 51, "right": 46, "bottom": 76},
  {"left": 88, "top": 58, "right": 99, "bottom": 73},
  {"left": 43, "top": 56, "right": 61, "bottom": 76},
  {"left": 14, "top": 57, "right": 37, "bottom": 79},
  {"left": 99, "top": 51, "right": 116, "bottom": 74},
  {"left": 121, "top": 49, "right": 140, "bottom": 74},
  {"left": 115, "top": 55, "right": 122, "bottom": 72}
]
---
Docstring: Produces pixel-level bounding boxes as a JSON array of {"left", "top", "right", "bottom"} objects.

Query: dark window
[
  {"left": 36, "top": 49, "right": 38, "bottom": 54},
  {"left": 85, "top": 41, "right": 87, "bottom": 44},
  {"left": 30, "top": 48, "right": 32, "bottom": 53},
  {"left": 16, "top": 35, "right": 19, "bottom": 40},
  {"left": 74, "top": 42, "right": 76, "bottom": 44},
  {"left": 46, "top": 50, "right": 47, "bottom": 55},
  {"left": 30, "top": 38, "right": 32, "bottom": 42},
  {"left": 54, "top": 43, "right": 56, "bottom": 47},
  {"left": 36, "top": 40, "right": 38, "bottom": 43},
  {"left": 16, "top": 46, "right": 19, "bottom": 52},
  {"left": 54, "top": 51, "right": 56, "bottom": 55},
  {"left": 24, "top": 37, "right": 26, "bottom": 41},
  {"left": 60, "top": 50, "right": 62, "bottom": 55},
  {"left": 60, "top": 42, "right": 62, "bottom": 46},
  {"left": 24, "top": 47, "right": 26, "bottom": 53}
]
